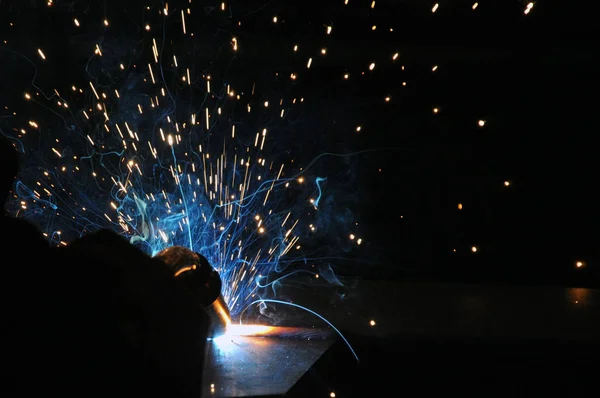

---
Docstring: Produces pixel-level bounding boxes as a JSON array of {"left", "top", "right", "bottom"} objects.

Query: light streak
[{"left": 243, "top": 299, "right": 360, "bottom": 362}]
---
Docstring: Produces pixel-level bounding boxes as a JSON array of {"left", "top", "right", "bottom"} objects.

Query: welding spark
[{"left": 3, "top": 0, "right": 364, "bottom": 319}]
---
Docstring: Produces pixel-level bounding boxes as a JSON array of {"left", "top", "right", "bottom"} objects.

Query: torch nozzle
[{"left": 154, "top": 246, "right": 231, "bottom": 337}]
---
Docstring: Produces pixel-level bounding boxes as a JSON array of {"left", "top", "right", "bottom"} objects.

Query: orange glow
[
  {"left": 173, "top": 264, "right": 196, "bottom": 276},
  {"left": 213, "top": 298, "right": 232, "bottom": 328},
  {"left": 225, "top": 324, "right": 276, "bottom": 336}
]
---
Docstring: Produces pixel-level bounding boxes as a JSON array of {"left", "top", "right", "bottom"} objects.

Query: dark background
[
  {"left": 1, "top": 1, "right": 598, "bottom": 282},
  {"left": 281, "top": 1, "right": 599, "bottom": 287},
  {"left": 294, "top": 1, "right": 599, "bottom": 286}
]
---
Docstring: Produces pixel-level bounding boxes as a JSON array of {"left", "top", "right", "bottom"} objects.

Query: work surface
[
  {"left": 199, "top": 281, "right": 600, "bottom": 397},
  {"left": 202, "top": 335, "right": 332, "bottom": 398},
  {"left": 291, "top": 280, "right": 600, "bottom": 340}
]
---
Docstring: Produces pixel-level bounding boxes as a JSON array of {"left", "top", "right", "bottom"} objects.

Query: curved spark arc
[{"left": 243, "top": 298, "right": 360, "bottom": 362}]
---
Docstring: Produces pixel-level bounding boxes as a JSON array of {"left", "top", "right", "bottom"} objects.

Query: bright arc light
[{"left": 224, "top": 324, "right": 275, "bottom": 336}]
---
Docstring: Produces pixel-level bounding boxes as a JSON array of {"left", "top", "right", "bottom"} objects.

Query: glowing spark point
[
  {"left": 478, "top": 120, "right": 486, "bottom": 127},
  {"left": 576, "top": 261, "right": 585, "bottom": 268},
  {"left": 433, "top": 108, "right": 439, "bottom": 113},
  {"left": 472, "top": 2, "right": 479, "bottom": 10},
  {"left": 37, "top": 48, "right": 46, "bottom": 60},
  {"left": 524, "top": 2, "right": 534, "bottom": 14},
  {"left": 471, "top": 246, "right": 478, "bottom": 253},
  {"left": 432, "top": 3, "right": 439, "bottom": 13},
  {"left": 504, "top": 181, "right": 510, "bottom": 186},
  {"left": 369, "top": 320, "right": 376, "bottom": 326},
  {"left": 368, "top": 62, "right": 375, "bottom": 70}
]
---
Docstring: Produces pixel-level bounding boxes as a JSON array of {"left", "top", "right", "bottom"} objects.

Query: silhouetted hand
[
  {"left": 1, "top": 136, "right": 210, "bottom": 397},
  {"left": 51, "top": 230, "right": 211, "bottom": 397}
]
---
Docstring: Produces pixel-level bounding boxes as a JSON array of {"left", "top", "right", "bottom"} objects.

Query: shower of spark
[{"left": 1, "top": 0, "right": 367, "bottom": 318}]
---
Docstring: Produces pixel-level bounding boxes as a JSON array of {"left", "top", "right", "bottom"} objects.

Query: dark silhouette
[{"left": 1, "top": 135, "right": 210, "bottom": 397}]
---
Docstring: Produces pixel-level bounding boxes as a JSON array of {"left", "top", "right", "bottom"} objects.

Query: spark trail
[{"left": 1, "top": 0, "right": 366, "bottom": 317}]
